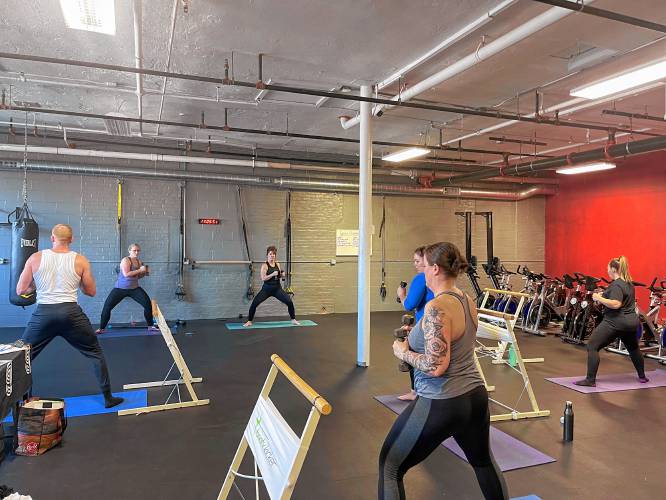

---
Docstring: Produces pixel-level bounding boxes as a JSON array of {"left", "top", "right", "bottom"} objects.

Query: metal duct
[
  {"left": 444, "top": 134, "right": 666, "bottom": 184},
  {"left": 0, "top": 161, "right": 555, "bottom": 200},
  {"left": 0, "top": 144, "right": 559, "bottom": 186}
]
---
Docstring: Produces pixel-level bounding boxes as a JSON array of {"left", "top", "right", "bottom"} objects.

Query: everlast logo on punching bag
[{"left": 20, "top": 238, "right": 37, "bottom": 248}]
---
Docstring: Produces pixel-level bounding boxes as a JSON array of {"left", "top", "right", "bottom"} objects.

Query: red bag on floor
[{"left": 15, "top": 398, "right": 67, "bottom": 456}]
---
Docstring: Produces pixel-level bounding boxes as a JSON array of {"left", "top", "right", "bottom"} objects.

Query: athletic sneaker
[{"left": 639, "top": 377, "right": 650, "bottom": 383}]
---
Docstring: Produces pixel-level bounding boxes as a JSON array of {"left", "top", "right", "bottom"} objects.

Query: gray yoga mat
[
  {"left": 546, "top": 369, "right": 666, "bottom": 393},
  {"left": 375, "top": 395, "right": 556, "bottom": 472}
]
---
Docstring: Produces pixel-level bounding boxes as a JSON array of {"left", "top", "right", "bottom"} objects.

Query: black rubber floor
[{"left": 0, "top": 312, "right": 664, "bottom": 499}]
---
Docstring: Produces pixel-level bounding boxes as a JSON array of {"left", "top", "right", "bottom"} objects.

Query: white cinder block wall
[{"left": 0, "top": 170, "right": 545, "bottom": 327}]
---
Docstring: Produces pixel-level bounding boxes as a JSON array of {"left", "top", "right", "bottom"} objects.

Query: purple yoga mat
[
  {"left": 546, "top": 369, "right": 666, "bottom": 393},
  {"left": 374, "top": 395, "right": 555, "bottom": 472}
]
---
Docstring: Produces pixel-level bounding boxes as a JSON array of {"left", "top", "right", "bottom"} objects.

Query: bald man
[{"left": 16, "top": 224, "right": 123, "bottom": 408}]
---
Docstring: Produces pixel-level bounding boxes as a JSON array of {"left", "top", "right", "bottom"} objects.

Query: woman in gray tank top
[{"left": 379, "top": 242, "right": 508, "bottom": 500}]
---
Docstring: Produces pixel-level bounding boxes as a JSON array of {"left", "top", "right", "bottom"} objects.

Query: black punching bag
[{"left": 9, "top": 205, "right": 39, "bottom": 306}]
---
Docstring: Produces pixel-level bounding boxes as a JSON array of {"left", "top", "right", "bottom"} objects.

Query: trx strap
[
  {"left": 284, "top": 191, "right": 294, "bottom": 296},
  {"left": 237, "top": 186, "right": 254, "bottom": 301},
  {"left": 379, "top": 196, "right": 387, "bottom": 300},
  {"left": 175, "top": 182, "right": 186, "bottom": 300},
  {"left": 116, "top": 179, "right": 123, "bottom": 270}
]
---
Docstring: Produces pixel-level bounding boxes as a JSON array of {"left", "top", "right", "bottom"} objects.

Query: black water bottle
[{"left": 563, "top": 401, "right": 574, "bottom": 442}]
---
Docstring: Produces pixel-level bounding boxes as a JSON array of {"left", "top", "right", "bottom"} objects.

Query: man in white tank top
[{"left": 16, "top": 224, "right": 124, "bottom": 408}]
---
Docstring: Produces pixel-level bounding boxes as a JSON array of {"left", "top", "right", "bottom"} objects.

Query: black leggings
[
  {"left": 379, "top": 386, "right": 507, "bottom": 500},
  {"left": 100, "top": 287, "right": 153, "bottom": 329},
  {"left": 22, "top": 303, "right": 112, "bottom": 393},
  {"left": 585, "top": 320, "right": 646, "bottom": 381},
  {"left": 247, "top": 285, "right": 295, "bottom": 321}
]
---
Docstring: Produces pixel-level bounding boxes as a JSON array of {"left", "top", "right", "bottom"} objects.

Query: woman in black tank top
[
  {"left": 575, "top": 256, "right": 648, "bottom": 386},
  {"left": 243, "top": 246, "right": 299, "bottom": 327}
]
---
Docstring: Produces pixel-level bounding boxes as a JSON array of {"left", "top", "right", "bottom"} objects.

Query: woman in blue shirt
[{"left": 396, "top": 246, "right": 434, "bottom": 400}]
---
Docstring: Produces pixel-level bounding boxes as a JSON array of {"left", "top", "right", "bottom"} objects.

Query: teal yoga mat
[{"left": 226, "top": 320, "right": 318, "bottom": 330}]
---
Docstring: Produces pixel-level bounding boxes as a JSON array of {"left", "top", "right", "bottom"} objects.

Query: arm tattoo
[{"left": 401, "top": 305, "right": 449, "bottom": 374}]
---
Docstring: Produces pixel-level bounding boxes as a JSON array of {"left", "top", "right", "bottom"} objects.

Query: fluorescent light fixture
[
  {"left": 60, "top": 0, "right": 116, "bottom": 35},
  {"left": 570, "top": 60, "right": 666, "bottom": 99},
  {"left": 383, "top": 147, "right": 431, "bottom": 163},
  {"left": 556, "top": 161, "right": 616, "bottom": 175}
]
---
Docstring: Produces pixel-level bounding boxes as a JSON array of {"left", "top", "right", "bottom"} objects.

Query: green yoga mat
[{"left": 226, "top": 320, "right": 317, "bottom": 330}]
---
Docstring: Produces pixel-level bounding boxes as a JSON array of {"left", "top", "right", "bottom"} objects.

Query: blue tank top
[
  {"left": 408, "top": 291, "right": 484, "bottom": 399},
  {"left": 115, "top": 258, "right": 140, "bottom": 289}
]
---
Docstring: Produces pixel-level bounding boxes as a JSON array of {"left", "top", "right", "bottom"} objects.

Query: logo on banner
[
  {"left": 254, "top": 417, "right": 278, "bottom": 466},
  {"left": 20, "top": 238, "right": 37, "bottom": 248}
]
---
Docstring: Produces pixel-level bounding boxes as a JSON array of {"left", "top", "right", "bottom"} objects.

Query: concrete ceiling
[{"left": 1, "top": 0, "right": 665, "bottom": 172}]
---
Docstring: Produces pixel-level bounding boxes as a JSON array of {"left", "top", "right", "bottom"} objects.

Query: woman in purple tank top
[{"left": 96, "top": 243, "right": 156, "bottom": 334}]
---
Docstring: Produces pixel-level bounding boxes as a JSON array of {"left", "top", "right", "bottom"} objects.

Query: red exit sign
[{"left": 198, "top": 218, "right": 221, "bottom": 225}]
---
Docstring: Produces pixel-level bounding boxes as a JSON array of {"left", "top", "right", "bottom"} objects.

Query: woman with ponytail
[
  {"left": 575, "top": 256, "right": 648, "bottom": 387},
  {"left": 380, "top": 242, "right": 508, "bottom": 500}
]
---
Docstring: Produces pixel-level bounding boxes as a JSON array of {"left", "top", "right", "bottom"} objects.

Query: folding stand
[
  {"left": 475, "top": 289, "right": 550, "bottom": 422},
  {"left": 118, "top": 300, "right": 210, "bottom": 416},
  {"left": 218, "top": 354, "right": 332, "bottom": 500},
  {"left": 478, "top": 288, "right": 544, "bottom": 364}
]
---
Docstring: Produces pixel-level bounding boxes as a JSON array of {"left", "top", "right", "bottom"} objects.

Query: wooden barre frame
[
  {"left": 483, "top": 288, "right": 530, "bottom": 299},
  {"left": 478, "top": 308, "right": 516, "bottom": 322},
  {"left": 475, "top": 289, "right": 549, "bottom": 422},
  {"left": 219, "top": 355, "right": 332, "bottom": 500},
  {"left": 271, "top": 354, "right": 332, "bottom": 415},
  {"left": 119, "top": 300, "right": 210, "bottom": 416}
]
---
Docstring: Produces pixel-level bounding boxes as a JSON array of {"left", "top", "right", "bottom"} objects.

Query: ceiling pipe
[
  {"left": 0, "top": 160, "right": 554, "bottom": 200},
  {"left": 441, "top": 134, "right": 666, "bottom": 184},
  {"left": 339, "top": 1, "right": 596, "bottom": 129},
  {"left": 375, "top": 0, "right": 519, "bottom": 91},
  {"left": 131, "top": 0, "right": 144, "bottom": 136},
  {"left": 0, "top": 143, "right": 558, "bottom": 185},
  {"left": 156, "top": 0, "right": 180, "bottom": 136},
  {"left": 530, "top": 0, "right": 666, "bottom": 34},
  {"left": 1, "top": 104, "right": 551, "bottom": 158},
  {"left": 486, "top": 127, "right": 652, "bottom": 164},
  {"left": 0, "top": 72, "right": 258, "bottom": 107},
  {"left": 602, "top": 109, "right": 666, "bottom": 124},
  {"left": 400, "top": 169, "right": 559, "bottom": 185},
  {"left": 444, "top": 81, "right": 665, "bottom": 146},
  {"left": 2, "top": 50, "right": 659, "bottom": 138},
  {"left": 1, "top": 122, "right": 562, "bottom": 182}
]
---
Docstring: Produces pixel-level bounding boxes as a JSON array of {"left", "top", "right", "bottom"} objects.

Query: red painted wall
[{"left": 546, "top": 151, "right": 666, "bottom": 305}]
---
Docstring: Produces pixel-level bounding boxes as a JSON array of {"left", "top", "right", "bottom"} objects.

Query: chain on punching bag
[{"left": 9, "top": 111, "right": 39, "bottom": 306}]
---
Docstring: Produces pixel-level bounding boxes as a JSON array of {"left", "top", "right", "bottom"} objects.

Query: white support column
[{"left": 357, "top": 85, "right": 373, "bottom": 367}]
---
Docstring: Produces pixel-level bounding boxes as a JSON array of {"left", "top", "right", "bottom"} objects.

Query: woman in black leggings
[
  {"left": 575, "top": 256, "right": 648, "bottom": 386},
  {"left": 381, "top": 242, "right": 508, "bottom": 500},
  {"left": 96, "top": 243, "right": 155, "bottom": 334},
  {"left": 243, "top": 246, "right": 299, "bottom": 327}
]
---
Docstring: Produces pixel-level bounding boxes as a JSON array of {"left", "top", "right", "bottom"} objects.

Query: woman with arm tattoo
[{"left": 379, "top": 242, "right": 508, "bottom": 500}]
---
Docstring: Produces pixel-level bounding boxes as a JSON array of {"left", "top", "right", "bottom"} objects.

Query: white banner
[{"left": 244, "top": 396, "right": 300, "bottom": 500}]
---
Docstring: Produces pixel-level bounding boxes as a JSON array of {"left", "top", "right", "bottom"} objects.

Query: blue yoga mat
[
  {"left": 375, "top": 395, "right": 555, "bottom": 472},
  {"left": 512, "top": 496, "right": 542, "bottom": 500},
  {"left": 98, "top": 328, "right": 162, "bottom": 339},
  {"left": 226, "top": 320, "right": 318, "bottom": 330},
  {"left": 3, "top": 390, "right": 147, "bottom": 422}
]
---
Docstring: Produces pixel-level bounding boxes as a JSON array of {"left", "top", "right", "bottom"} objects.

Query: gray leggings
[{"left": 379, "top": 386, "right": 508, "bottom": 500}]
